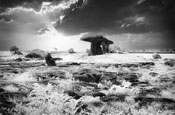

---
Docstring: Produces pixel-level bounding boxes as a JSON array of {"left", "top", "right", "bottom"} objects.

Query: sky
[{"left": 0, "top": 0, "right": 175, "bottom": 51}]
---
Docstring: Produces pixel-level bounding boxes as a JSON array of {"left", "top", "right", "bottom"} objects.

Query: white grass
[
  {"left": 2, "top": 84, "right": 19, "bottom": 92},
  {"left": 13, "top": 72, "right": 36, "bottom": 82},
  {"left": 53, "top": 52, "right": 175, "bottom": 64},
  {"left": 1, "top": 51, "right": 175, "bottom": 115}
]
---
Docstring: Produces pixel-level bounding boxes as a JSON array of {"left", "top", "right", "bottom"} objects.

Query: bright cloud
[
  {"left": 38, "top": 31, "right": 89, "bottom": 51},
  {"left": 0, "top": 0, "right": 81, "bottom": 15},
  {"left": 120, "top": 16, "right": 146, "bottom": 28}
]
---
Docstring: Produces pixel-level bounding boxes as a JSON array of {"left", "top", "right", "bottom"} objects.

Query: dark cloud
[
  {"left": 54, "top": 0, "right": 175, "bottom": 36},
  {"left": 55, "top": 0, "right": 138, "bottom": 35},
  {"left": 136, "top": 0, "right": 175, "bottom": 31},
  {"left": 0, "top": 0, "right": 174, "bottom": 35},
  {"left": 0, "top": 0, "right": 86, "bottom": 24}
]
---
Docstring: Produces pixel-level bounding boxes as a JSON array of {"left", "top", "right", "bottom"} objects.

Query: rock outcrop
[{"left": 25, "top": 49, "right": 45, "bottom": 59}]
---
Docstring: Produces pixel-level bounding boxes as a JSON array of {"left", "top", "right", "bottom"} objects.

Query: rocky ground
[{"left": 0, "top": 51, "right": 175, "bottom": 115}]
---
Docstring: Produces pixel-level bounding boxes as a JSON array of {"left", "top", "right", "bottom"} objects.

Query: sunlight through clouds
[
  {"left": 36, "top": 26, "right": 89, "bottom": 51},
  {"left": 0, "top": 0, "right": 89, "bottom": 51},
  {"left": 0, "top": 0, "right": 80, "bottom": 15}
]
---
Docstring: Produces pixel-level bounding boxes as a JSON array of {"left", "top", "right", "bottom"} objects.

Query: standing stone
[{"left": 45, "top": 53, "right": 56, "bottom": 66}]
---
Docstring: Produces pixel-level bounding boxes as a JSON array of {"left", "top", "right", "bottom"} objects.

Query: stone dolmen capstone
[{"left": 81, "top": 35, "right": 113, "bottom": 55}]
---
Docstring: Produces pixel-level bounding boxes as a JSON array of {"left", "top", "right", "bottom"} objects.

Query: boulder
[
  {"left": 68, "top": 48, "right": 76, "bottom": 53},
  {"left": 45, "top": 53, "right": 56, "bottom": 66},
  {"left": 14, "top": 58, "right": 23, "bottom": 62},
  {"left": 152, "top": 52, "right": 161, "bottom": 59},
  {"left": 164, "top": 59, "right": 175, "bottom": 67}
]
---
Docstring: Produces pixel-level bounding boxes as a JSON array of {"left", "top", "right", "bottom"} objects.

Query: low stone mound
[
  {"left": 152, "top": 52, "right": 161, "bottom": 59},
  {"left": 14, "top": 58, "right": 23, "bottom": 62},
  {"left": 164, "top": 59, "right": 175, "bottom": 67},
  {"left": 68, "top": 48, "right": 76, "bottom": 53},
  {"left": 25, "top": 49, "right": 45, "bottom": 59}
]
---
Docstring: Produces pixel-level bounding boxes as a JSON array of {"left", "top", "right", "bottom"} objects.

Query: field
[{"left": 0, "top": 51, "right": 175, "bottom": 115}]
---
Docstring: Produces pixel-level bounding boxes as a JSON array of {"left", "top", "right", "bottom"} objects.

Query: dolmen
[{"left": 81, "top": 35, "right": 113, "bottom": 55}]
